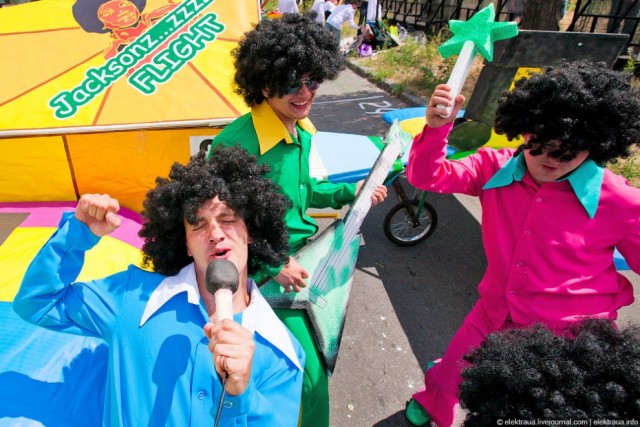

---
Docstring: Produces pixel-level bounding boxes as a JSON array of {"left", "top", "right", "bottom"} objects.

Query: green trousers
[{"left": 274, "top": 308, "right": 329, "bottom": 427}]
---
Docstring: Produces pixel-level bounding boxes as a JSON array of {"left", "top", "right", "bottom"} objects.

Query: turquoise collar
[{"left": 483, "top": 152, "right": 603, "bottom": 218}]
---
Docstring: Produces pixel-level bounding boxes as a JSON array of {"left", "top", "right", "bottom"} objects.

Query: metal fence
[
  {"left": 379, "top": 0, "right": 639, "bottom": 58},
  {"left": 379, "top": 0, "right": 520, "bottom": 32},
  {"left": 567, "top": 0, "right": 639, "bottom": 56}
]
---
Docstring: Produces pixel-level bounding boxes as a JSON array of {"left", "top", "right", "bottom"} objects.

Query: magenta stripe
[{"left": 0, "top": 202, "right": 144, "bottom": 249}]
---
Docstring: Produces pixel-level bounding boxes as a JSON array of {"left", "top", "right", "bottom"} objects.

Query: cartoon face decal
[{"left": 98, "top": 0, "right": 141, "bottom": 30}]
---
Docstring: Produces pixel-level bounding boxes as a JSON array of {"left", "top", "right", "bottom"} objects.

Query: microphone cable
[{"left": 213, "top": 372, "right": 228, "bottom": 427}]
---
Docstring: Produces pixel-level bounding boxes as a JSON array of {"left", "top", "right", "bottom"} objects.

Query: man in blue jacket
[{"left": 14, "top": 146, "right": 305, "bottom": 426}]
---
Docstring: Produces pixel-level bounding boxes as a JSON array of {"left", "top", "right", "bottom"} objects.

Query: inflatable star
[{"left": 438, "top": 3, "right": 518, "bottom": 62}]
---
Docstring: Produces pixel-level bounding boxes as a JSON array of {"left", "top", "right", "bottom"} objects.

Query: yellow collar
[{"left": 252, "top": 101, "right": 317, "bottom": 155}]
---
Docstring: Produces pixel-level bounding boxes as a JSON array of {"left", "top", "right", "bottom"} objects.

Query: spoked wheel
[{"left": 383, "top": 199, "right": 438, "bottom": 246}]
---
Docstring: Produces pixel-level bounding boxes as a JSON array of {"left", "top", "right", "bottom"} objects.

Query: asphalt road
[{"left": 308, "top": 66, "right": 640, "bottom": 427}]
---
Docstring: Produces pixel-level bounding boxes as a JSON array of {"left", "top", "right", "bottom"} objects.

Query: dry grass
[
  {"left": 608, "top": 146, "right": 640, "bottom": 188},
  {"left": 351, "top": 31, "right": 484, "bottom": 105}
]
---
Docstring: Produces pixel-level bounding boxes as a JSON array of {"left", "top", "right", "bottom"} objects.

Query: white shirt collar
[
  {"left": 140, "top": 263, "right": 200, "bottom": 326},
  {"left": 139, "top": 263, "right": 302, "bottom": 371}
]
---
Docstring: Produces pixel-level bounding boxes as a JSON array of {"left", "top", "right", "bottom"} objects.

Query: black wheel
[{"left": 383, "top": 199, "right": 437, "bottom": 246}]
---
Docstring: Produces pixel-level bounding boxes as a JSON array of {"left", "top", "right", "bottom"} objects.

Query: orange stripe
[
  {"left": 0, "top": 50, "right": 104, "bottom": 108},
  {"left": 188, "top": 62, "right": 242, "bottom": 117},
  {"left": 62, "top": 134, "right": 80, "bottom": 200},
  {"left": 92, "top": 84, "right": 112, "bottom": 126}
]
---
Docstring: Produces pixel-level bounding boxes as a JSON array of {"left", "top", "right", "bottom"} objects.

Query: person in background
[
  {"left": 357, "top": 0, "right": 368, "bottom": 26},
  {"left": 459, "top": 319, "right": 640, "bottom": 423},
  {"left": 404, "top": 60, "right": 640, "bottom": 426},
  {"left": 324, "top": 0, "right": 337, "bottom": 21},
  {"left": 311, "top": 0, "right": 326, "bottom": 24},
  {"left": 208, "top": 13, "right": 386, "bottom": 427},
  {"left": 279, "top": 0, "right": 298, "bottom": 14},
  {"left": 325, "top": 0, "right": 360, "bottom": 42},
  {"left": 14, "top": 147, "right": 305, "bottom": 426}
]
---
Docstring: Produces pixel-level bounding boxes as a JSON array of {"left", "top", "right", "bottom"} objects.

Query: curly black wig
[
  {"left": 459, "top": 319, "right": 640, "bottom": 425},
  {"left": 494, "top": 60, "right": 640, "bottom": 164},
  {"left": 139, "top": 146, "right": 291, "bottom": 276},
  {"left": 232, "top": 12, "right": 345, "bottom": 106}
]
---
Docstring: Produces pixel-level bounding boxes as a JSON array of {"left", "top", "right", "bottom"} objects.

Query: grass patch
[
  {"left": 608, "top": 146, "right": 640, "bottom": 188},
  {"left": 350, "top": 30, "right": 483, "bottom": 105}
]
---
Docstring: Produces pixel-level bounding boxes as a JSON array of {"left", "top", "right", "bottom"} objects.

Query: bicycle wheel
[{"left": 383, "top": 199, "right": 438, "bottom": 246}]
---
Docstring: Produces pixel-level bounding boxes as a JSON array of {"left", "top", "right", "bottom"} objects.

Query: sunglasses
[{"left": 285, "top": 78, "right": 321, "bottom": 95}]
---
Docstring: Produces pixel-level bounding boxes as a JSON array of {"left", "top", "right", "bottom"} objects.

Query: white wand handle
[
  {"left": 437, "top": 40, "right": 476, "bottom": 118},
  {"left": 214, "top": 289, "right": 233, "bottom": 322}
]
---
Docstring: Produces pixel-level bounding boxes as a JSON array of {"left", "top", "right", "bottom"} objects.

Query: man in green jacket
[{"left": 209, "top": 13, "right": 387, "bottom": 427}]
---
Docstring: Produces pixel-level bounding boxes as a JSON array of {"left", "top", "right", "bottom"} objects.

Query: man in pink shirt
[{"left": 404, "top": 60, "right": 640, "bottom": 426}]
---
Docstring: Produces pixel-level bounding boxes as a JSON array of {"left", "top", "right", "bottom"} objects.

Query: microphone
[
  {"left": 206, "top": 259, "right": 240, "bottom": 427},
  {"left": 206, "top": 259, "right": 239, "bottom": 322}
]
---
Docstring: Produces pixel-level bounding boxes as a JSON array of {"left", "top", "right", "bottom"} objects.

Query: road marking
[{"left": 313, "top": 95, "right": 386, "bottom": 105}]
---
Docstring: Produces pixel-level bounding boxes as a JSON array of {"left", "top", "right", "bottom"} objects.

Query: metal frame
[{"left": 379, "top": 0, "right": 639, "bottom": 58}]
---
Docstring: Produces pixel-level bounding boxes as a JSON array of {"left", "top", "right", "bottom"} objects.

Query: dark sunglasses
[{"left": 285, "top": 78, "right": 321, "bottom": 95}]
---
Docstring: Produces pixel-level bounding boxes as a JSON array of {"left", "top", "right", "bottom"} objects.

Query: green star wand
[{"left": 437, "top": 3, "right": 518, "bottom": 117}]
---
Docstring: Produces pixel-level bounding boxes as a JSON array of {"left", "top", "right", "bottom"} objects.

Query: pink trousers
[{"left": 412, "top": 302, "right": 515, "bottom": 427}]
